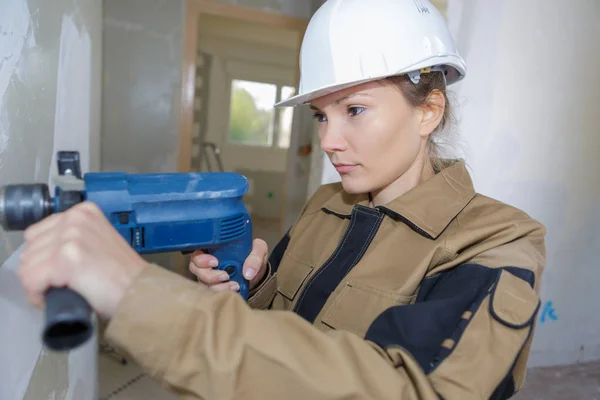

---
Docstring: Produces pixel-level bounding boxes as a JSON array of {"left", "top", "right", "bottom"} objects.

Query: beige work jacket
[{"left": 106, "top": 160, "right": 546, "bottom": 400}]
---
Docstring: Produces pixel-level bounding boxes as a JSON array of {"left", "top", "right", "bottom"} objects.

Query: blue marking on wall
[{"left": 540, "top": 300, "right": 558, "bottom": 324}]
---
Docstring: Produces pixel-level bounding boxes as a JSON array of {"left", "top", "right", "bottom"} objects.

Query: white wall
[
  {"left": 448, "top": 0, "right": 600, "bottom": 367},
  {"left": 102, "top": 0, "right": 186, "bottom": 174}
]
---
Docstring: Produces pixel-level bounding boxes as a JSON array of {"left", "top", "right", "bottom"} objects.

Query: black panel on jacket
[
  {"left": 364, "top": 264, "right": 535, "bottom": 375},
  {"left": 293, "top": 205, "right": 384, "bottom": 323},
  {"left": 268, "top": 230, "right": 291, "bottom": 274},
  {"left": 503, "top": 266, "right": 535, "bottom": 288}
]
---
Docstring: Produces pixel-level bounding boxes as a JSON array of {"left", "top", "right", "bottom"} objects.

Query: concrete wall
[
  {"left": 447, "top": 0, "right": 600, "bottom": 367},
  {"left": 0, "top": 0, "right": 102, "bottom": 398}
]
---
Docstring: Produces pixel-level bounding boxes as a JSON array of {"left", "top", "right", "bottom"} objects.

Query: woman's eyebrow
[
  {"left": 310, "top": 93, "right": 372, "bottom": 111},
  {"left": 335, "top": 93, "right": 371, "bottom": 104}
]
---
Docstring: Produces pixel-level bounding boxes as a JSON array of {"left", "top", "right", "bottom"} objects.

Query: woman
[{"left": 18, "top": 0, "right": 546, "bottom": 399}]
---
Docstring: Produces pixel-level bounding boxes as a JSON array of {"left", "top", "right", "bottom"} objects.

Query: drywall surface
[
  {"left": 0, "top": 0, "right": 102, "bottom": 398},
  {"left": 0, "top": 246, "right": 98, "bottom": 400},
  {"left": 448, "top": 0, "right": 600, "bottom": 367},
  {"left": 102, "top": 0, "right": 186, "bottom": 174}
]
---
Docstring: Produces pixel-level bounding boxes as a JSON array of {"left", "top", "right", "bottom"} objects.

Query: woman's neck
[{"left": 369, "top": 153, "right": 435, "bottom": 208}]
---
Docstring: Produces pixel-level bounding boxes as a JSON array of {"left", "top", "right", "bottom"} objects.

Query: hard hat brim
[
  {"left": 274, "top": 76, "right": 383, "bottom": 108},
  {"left": 275, "top": 60, "right": 466, "bottom": 108}
]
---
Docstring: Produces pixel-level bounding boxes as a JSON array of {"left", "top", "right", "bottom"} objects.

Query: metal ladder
[{"left": 200, "top": 142, "right": 224, "bottom": 172}]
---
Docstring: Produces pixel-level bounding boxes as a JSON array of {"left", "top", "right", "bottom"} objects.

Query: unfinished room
[{"left": 1, "top": 0, "right": 599, "bottom": 399}]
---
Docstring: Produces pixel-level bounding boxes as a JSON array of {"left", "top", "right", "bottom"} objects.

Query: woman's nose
[{"left": 320, "top": 126, "right": 348, "bottom": 153}]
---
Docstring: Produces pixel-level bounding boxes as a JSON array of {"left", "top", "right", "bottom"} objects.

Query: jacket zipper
[{"left": 375, "top": 206, "right": 433, "bottom": 240}]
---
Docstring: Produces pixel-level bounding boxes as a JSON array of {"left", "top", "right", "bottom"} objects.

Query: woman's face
[{"left": 310, "top": 80, "right": 442, "bottom": 202}]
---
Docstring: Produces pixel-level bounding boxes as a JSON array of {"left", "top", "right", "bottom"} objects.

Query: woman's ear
[{"left": 419, "top": 90, "right": 446, "bottom": 138}]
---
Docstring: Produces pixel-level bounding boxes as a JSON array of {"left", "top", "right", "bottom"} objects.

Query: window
[{"left": 228, "top": 79, "right": 296, "bottom": 148}]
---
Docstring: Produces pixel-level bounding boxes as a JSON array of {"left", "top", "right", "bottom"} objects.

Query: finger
[
  {"left": 21, "top": 233, "right": 56, "bottom": 262},
  {"left": 19, "top": 226, "right": 80, "bottom": 273},
  {"left": 243, "top": 238, "right": 268, "bottom": 281},
  {"left": 191, "top": 249, "right": 205, "bottom": 258},
  {"left": 21, "top": 222, "right": 83, "bottom": 263},
  {"left": 21, "top": 210, "right": 93, "bottom": 268},
  {"left": 19, "top": 236, "right": 58, "bottom": 281},
  {"left": 23, "top": 212, "right": 63, "bottom": 241},
  {"left": 77, "top": 201, "right": 103, "bottom": 214},
  {"left": 190, "top": 253, "right": 219, "bottom": 268},
  {"left": 19, "top": 255, "right": 69, "bottom": 303},
  {"left": 189, "top": 263, "right": 230, "bottom": 284},
  {"left": 24, "top": 288, "right": 45, "bottom": 309},
  {"left": 208, "top": 281, "right": 240, "bottom": 293},
  {"left": 19, "top": 248, "right": 55, "bottom": 281}
]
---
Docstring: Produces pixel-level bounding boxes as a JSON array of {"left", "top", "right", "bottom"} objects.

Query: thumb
[{"left": 243, "top": 239, "right": 268, "bottom": 280}]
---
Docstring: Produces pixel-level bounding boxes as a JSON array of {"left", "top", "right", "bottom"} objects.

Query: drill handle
[
  {"left": 43, "top": 288, "right": 93, "bottom": 351},
  {"left": 209, "top": 243, "right": 252, "bottom": 300}
]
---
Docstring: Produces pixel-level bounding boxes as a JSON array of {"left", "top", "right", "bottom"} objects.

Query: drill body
[
  {"left": 82, "top": 171, "right": 253, "bottom": 298},
  {"left": 0, "top": 151, "right": 253, "bottom": 351}
]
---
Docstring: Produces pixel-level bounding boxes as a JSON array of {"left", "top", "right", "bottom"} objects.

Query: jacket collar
[{"left": 321, "top": 160, "right": 476, "bottom": 239}]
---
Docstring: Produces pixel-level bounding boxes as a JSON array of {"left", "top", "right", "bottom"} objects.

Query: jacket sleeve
[{"left": 104, "top": 259, "right": 540, "bottom": 400}]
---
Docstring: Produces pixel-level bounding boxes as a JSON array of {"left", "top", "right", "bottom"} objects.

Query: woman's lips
[{"left": 334, "top": 164, "right": 357, "bottom": 174}]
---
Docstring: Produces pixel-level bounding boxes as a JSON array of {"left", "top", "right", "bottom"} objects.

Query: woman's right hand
[{"left": 189, "top": 238, "right": 269, "bottom": 293}]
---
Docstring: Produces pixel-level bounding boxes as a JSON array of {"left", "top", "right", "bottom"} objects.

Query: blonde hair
[{"left": 385, "top": 72, "right": 457, "bottom": 173}]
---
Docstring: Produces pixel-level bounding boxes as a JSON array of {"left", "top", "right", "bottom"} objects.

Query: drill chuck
[{"left": 0, "top": 184, "right": 53, "bottom": 231}]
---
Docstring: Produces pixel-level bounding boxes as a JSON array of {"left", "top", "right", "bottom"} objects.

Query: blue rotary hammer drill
[{"left": 0, "top": 151, "right": 253, "bottom": 352}]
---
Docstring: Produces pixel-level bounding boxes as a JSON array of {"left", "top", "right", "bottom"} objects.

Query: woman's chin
[{"left": 340, "top": 176, "right": 372, "bottom": 195}]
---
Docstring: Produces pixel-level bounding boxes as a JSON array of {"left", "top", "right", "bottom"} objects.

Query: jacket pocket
[
  {"left": 489, "top": 269, "right": 540, "bottom": 329},
  {"left": 321, "top": 280, "right": 414, "bottom": 337},
  {"left": 276, "top": 256, "right": 314, "bottom": 301}
]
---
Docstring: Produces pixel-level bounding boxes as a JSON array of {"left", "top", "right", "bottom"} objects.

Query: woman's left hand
[{"left": 18, "top": 202, "right": 149, "bottom": 320}]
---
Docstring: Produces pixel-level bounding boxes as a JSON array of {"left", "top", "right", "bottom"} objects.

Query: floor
[
  {"left": 513, "top": 360, "right": 600, "bottom": 400},
  {"left": 98, "top": 345, "right": 600, "bottom": 400}
]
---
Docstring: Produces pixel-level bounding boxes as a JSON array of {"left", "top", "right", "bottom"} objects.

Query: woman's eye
[
  {"left": 312, "top": 113, "right": 327, "bottom": 123},
  {"left": 348, "top": 106, "right": 365, "bottom": 117}
]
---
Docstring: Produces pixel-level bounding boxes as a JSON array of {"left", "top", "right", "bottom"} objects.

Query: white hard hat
[{"left": 276, "top": 0, "right": 466, "bottom": 107}]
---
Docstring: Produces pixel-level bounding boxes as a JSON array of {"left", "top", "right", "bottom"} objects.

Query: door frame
[{"left": 178, "top": 0, "right": 308, "bottom": 235}]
